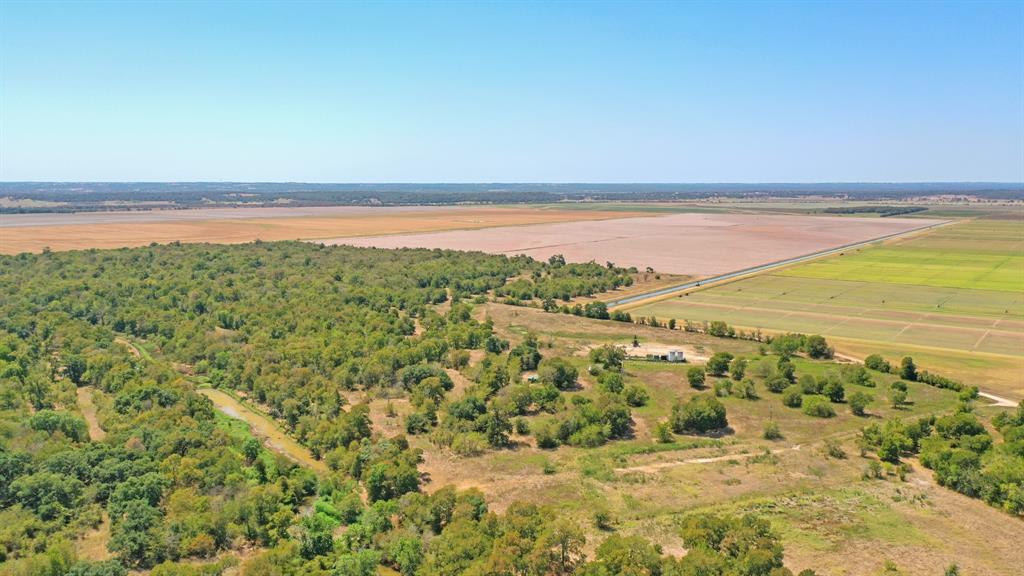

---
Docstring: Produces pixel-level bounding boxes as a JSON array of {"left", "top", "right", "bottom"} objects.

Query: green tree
[
  {"left": 588, "top": 344, "right": 625, "bottom": 371},
  {"left": 242, "top": 437, "right": 262, "bottom": 463},
  {"left": 803, "top": 335, "right": 832, "bottom": 359},
  {"left": 765, "top": 375, "right": 789, "bottom": 393},
  {"left": 297, "top": 513, "right": 337, "bottom": 559},
  {"left": 539, "top": 358, "right": 578, "bottom": 391},
  {"left": 108, "top": 500, "right": 165, "bottom": 568},
  {"left": 802, "top": 396, "right": 836, "bottom": 418},
  {"left": 782, "top": 386, "right": 803, "bottom": 408},
  {"left": 729, "top": 357, "right": 747, "bottom": 381},
  {"left": 849, "top": 391, "right": 873, "bottom": 416},
  {"left": 705, "top": 352, "right": 734, "bottom": 377},
  {"left": 900, "top": 356, "right": 918, "bottom": 381},
  {"left": 671, "top": 394, "right": 728, "bottom": 433},
  {"left": 64, "top": 354, "right": 88, "bottom": 385},
  {"left": 529, "top": 519, "right": 585, "bottom": 576},
  {"left": 823, "top": 378, "right": 845, "bottom": 403},
  {"left": 890, "top": 388, "right": 908, "bottom": 409},
  {"left": 864, "top": 354, "right": 891, "bottom": 372}
]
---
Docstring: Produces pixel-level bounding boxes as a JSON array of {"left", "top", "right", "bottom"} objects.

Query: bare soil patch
[{"left": 336, "top": 213, "right": 944, "bottom": 277}]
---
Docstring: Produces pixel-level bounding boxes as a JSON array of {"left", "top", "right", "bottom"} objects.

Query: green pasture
[
  {"left": 632, "top": 285, "right": 1022, "bottom": 358},
  {"left": 777, "top": 219, "right": 1024, "bottom": 292}
]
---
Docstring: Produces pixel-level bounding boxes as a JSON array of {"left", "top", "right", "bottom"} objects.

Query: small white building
[{"left": 667, "top": 350, "right": 685, "bottom": 363}]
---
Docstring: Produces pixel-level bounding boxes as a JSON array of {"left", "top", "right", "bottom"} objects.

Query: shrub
[
  {"left": 569, "top": 424, "right": 608, "bottom": 448},
  {"left": 765, "top": 375, "right": 790, "bottom": 394},
  {"left": 918, "top": 370, "right": 963, "bottom": 392},
  {"left": 655, "top": 421, "right": 674, "bottom": 443},
  {"left": 763, "top": 421, "right": 782, "bottom": 440},
  {"left": 514, "top": 417, "right": 530, "bottom": 435},
  {"left": 589, "top": 344, "right": 625, "bottom": 371},
  {"left": 706, "top": 352, "right": 734, "bottom": 377},
  {"left": 593, "top": 509, "right": 614, "bottom": 530},
  {"left": 848, "top": 391, "right": 873, "bottom": 416},
  {"left": 782, "top": 386, "right": 803, "bottom": 408},
  {"left": 713, "top": 380, "right": 732, "bottom": 397},
  {"left": 534, "top": 423, "right": 559, "bottom": 449},
  {"left": 623, "top": 385, "right": 649, "bottom": 407},
  {"left": 804, "top": 335, "right": 833, "bottom": 359},
  {"left": 707, "top": 320, "right": 735, "bottom": 337},
  {"left": 864, "top": 354, "right": 891, "bottom": 373},
  {"left": 687, "top": 366, "right": 706, "bottom": 389},
  {"left": 822, "top": 379, "right": 845, "bottom": 403},
  {"left": 863, "top": 460, "right": 884, "bottom": 479},
  {"left": 451, "top": 432, "right": 487, "bottom": 456},
  {"left": 777, "top": 359, "right": 796, "bottom": 382},
  {"left": 671, "top": 394, "right": 728, "bottom": 433},
  {"left": 598, "top": 371, "right": 624, "bottom": 394},
  {"left": 538, "top": 358, "right": 578, "bottom": 390},
  {"left": 824, "top": 439, "right": 846, "bottom": 459},
  {"left": 735, "top": 379, "right": 758, "bottom": 400},
  {"left": 843, "top": 365, "right": 873, "bottom": 387},
  {"left": 799, "top": 374, "right": 820, "bottom": 395},
  {"left": 405, "top": 413, "right": 430, "bottom": 435},
  {"left": 729, "top": 357, "right": 747, "bottom": 381},
  {"left": 801, "top": 396, "right": 835, "bottom": 418}
]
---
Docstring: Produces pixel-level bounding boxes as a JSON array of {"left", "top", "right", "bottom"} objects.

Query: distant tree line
[
  {"left": 3, "top": 181, "right": 1021, "bottom": 213},
  {"left": 821, "top": 205, "right": 928, "bottom": 217}
]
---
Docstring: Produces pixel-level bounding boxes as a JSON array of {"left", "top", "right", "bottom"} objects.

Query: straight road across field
[{"left": 606, "top": 219, "right": 951, "bottom": 307}]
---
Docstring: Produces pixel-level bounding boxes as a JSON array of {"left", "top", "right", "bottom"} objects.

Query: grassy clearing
[{"left": 409, "top": 304, "right": 1024, "bottom": 573}]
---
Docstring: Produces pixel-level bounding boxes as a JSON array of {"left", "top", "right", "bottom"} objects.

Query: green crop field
[
  {"left": 776, "top": 219, "right": 1024, "bottom": 292},
  {"left": 628, "top": 218, "right": 1024, "bottom": 398}
]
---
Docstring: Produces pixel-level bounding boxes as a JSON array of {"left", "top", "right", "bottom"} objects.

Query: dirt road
[{"left": 199, "top": 388, "right": 329, "bottom": 475}]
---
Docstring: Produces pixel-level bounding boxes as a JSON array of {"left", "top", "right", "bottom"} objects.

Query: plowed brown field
[
  {"left": 332, "top": 213, "right": 944, "bottom": 276},
  {"left": 0, "top": 206, "right": 641, "bottom": 253}
]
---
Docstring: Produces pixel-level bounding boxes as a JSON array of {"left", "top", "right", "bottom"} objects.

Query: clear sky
[{"left": 1, "top": 1, "right": 1021, "bottom": 182}]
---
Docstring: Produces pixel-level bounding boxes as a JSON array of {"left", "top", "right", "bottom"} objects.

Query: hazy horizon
[{"left": 2, "top": 181, "right": 1022, "bottom": 186}]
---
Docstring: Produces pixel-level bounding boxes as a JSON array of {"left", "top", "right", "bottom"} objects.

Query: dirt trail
[
  {"left": 114, "top": 336, "right": 141, "bottom": 358},
  {"left": 445, "top": 368, "right": 475, "bottom": 397},
  {"left": 199, "top": 388, "right": 329, "bottom": 475},
  {"left": 978, "top": 391, "right": 1018, "bottom": 408},
  {"left": 76, "top": 386, "right": 106, "bottom": 441},
  {"left": 615, "top": 444, "right": 801, "bottom": 474}
]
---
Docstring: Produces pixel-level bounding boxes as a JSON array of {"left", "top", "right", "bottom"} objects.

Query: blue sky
[{"left": 1, "top": 1, "right": 1021, "bottom": 182}]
